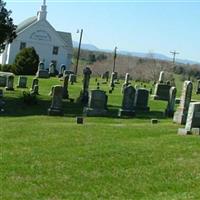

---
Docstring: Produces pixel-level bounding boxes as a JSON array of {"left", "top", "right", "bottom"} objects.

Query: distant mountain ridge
[{"left": 73, "top": 41, "right": 200, "bottom": 65}]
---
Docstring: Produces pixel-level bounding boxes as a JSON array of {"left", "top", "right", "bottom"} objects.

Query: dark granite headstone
[{"left": 134, "top": 88, "right": 149, "bottom": 111}]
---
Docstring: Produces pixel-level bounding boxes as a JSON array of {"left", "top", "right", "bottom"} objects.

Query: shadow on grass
[
  {"left": 0, "top": 96, "right": 84, "bottom": 117},
  {"left": 1, "top": 96, "right": 166, "bottom": 120},
  {"left": 104, "top": 105, "right": 166, "bottom": 119}
]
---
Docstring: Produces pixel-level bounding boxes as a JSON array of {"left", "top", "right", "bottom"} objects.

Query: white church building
[{"left": 0, "top": 0, "right": 73, "bottom": 70}]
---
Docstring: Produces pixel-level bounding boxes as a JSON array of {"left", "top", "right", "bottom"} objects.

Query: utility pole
[
  {"left": 74, "top": 29, "right": 83, "bottom": 75},
  {"left": 170, "top": 50, "right": 179, "bottom": 65},
  {"left": 112, "top": 46, "right": 117, "bottom": 72}
]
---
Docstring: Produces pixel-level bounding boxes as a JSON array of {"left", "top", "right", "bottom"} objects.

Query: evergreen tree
[
  {"left": 0, "top": 0, "right": 16, "bottom": 53},
  {"left": 13, "top": 47, "right": 39, "bottom": 75}
]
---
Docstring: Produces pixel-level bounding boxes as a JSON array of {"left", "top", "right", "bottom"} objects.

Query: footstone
[
  {"left": 76, "top": 116, "right": 84, "bottom": 124},
  {"left": 151, "top": 119, "right": 158, "bottom": 124}
]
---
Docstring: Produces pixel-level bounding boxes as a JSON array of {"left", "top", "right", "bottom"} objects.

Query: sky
[{"left": 5, "top": 0, "right": 200, "bottom": 63}]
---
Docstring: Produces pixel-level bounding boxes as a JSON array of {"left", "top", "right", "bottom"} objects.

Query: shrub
[
  {"left": 12, "top": 47, "right": 39, "bottom": 75},
  {"left": 1, "top": 64, "right": 13, "bottom": 72}
]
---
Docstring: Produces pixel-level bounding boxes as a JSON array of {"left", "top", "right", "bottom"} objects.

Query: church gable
[{"left": 16, "top": 19, "right": 69, "bottom": 48}]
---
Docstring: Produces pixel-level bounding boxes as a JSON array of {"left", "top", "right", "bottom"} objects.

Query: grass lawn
[{"left": 1, "top": 75, "right": 200, "bottom": 200}]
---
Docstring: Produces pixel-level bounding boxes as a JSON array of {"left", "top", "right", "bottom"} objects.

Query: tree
[
  {"left": 0, "top": 0, "right": 16, "bottom": 53},
  {"left": 12, "top": 47, "right": 39, "bottom": 75}
]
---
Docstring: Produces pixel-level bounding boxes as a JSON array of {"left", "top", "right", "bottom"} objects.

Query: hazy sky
[{"left": 6, "top": 0, "right": 200, "bottom": 62}]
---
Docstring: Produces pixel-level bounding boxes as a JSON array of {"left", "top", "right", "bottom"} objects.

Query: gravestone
[
  {"left": 17, "top": 76, "right": 27, "bottom": 88},
  {"left": 62, "top": 75, "right": 69, "bottom": 99},
  {"left": 5, "top": 75, "right": 14, "bottom": 90},
  {"left": 122, "top": 73, "right": 130, "bottom": 93},
  {"left": 185, "top": 102, "right": 200, "bottom": 132},
  {"left": 69, "top": 74, "right": 76, "bottom": 85},
  {"left": 31, "top": 78, "right": 39, "bottom": 91},
  {"left": 0, "top": 76, "right": 7, "bottom": 87},
  {"left": 118, "top": 85, "right": 136, "bottom": 117},
  {"left": 158, "top": 71, "right": 164, "bottom": 83},
  {"left": 30, "top": 85, "right": 39, "bottom": 95},
  {"left": 49, "top": 62, "right": 56, "bottom": 76},
  {"left": 165, "top": 87, "right": 177, "bottom": 117},
  {"left": 173, "top": 81, "right": 193, "bottom": 125},
  {"left": 83, "top": 89, "right": 108, "bottom": 116},
  {"left": 153, "top": 83, "right": 171, "bottom": 101},
  {"left": 59, "top": 64, "right": 66, "bottom": 77},
  {"left": 152, "top": 71, "right": 171, "bottom": 101},
  {"left": 178, "top": 102, "right": 200, "bottom": 135},
  {"left": 110, "top": 72, "right": 115, "bottom": 88},
  {"left": 0, "top": 89, "right": 5, "bottom": 112},
  {"left": 63, "top": 70, "right": 74, "bottom": 76},
  {"left": 49, "top": 86, "right": 54, "bottom": 96},
  {"left": 101, "top": 71, "right": 109, "bottom": 82},
  {"left": 0, "top": 89, "right": 3, "bottom": 98},
  {"left": 78, "top": 67, "right": 92, "bottom": 104},
  {"left": 134, "top": 88, "right": 150, "bottom": 111},
  {"left": 48, "top": 85, "right": 63, "bottom": 116},
  {"left": 36, "top": 61, "right": 49, "bottom": 78},
  {"left": 196, "top": 80, "right": 200, "bottom": 94}
]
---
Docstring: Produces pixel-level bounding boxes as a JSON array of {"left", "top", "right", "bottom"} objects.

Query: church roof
[
  {"left": 57, "top": 31, "right": 73, "bottom": 48},
  {"left": 16, "top": 16, "right": 37, "bottom": 33}
]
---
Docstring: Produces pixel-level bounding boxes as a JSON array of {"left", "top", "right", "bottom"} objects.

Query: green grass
[{"left": 1, "top": 75, "right": 200, "bottom": 200}]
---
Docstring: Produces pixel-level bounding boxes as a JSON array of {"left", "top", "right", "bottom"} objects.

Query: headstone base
[
  {"left": 48, "top": 108, "right": 63, "bottom": 116},
  {"left": 173, "top": 110, "right": 187, "bottom": 125},
  {"left": 83, "top": 107, "right": 108, "bottom": 117},
  {"left": 5, "top": 87, "right": 14, "bottom": 91},
  {"left": 165, "top": 109, "right": 174, "bottom": 117},
  {"left": 178, "top": 128, "right": 200, "bottom": 135},
  {"left": 118, "top": 109, "right": 135, "bottom": 117},
  {"left": 191, "top": 128, "right": 200, "bottom": 135},
  {"left": 177, "top": 128, "right": 191, "bottom": 135},
  {"left": 135, "top": 106, "right": 150, "bottom": 112},
  {"left": 17, "top": 85, "right": 27, "bottom": 88},
  {"left": 152, "top": 95, "right": 168, "bottom": 101}
]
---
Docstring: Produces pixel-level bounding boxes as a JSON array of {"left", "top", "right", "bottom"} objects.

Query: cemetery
[
  {"left": 0, "top": 0, "right": 200, "bottom": 199},
  {"left": 1, "top": 69, "right": 200, "bottom": 199}
]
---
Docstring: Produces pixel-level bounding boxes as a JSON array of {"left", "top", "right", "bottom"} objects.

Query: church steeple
[{"left": 37, "top": 0, "right": 47, "bottom": 21}]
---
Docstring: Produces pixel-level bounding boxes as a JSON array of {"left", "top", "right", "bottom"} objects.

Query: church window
[
  {"left": 53, "top": 46, "right": 59, "bottom": 55},
  {"left": 20, "top": 42, "right": 26, "bottom": 50}
]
